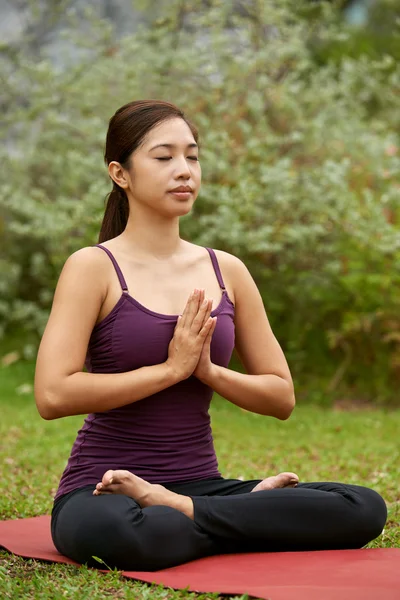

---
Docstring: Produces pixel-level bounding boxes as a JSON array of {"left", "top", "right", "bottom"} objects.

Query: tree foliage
[{"left": 1, "top": 0, "right": 399, "bottom": 403}]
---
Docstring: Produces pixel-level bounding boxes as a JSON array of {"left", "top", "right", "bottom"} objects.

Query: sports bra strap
[
  {"left": 95, "top": 244, "right": 128, "bottom": 292},
  {"left": 205, "top": 248, "right": 226, "bottom": 291}
]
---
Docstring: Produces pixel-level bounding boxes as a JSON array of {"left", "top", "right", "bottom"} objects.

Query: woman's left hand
[{"left": 193, "top": 297, "right": 217, "bottom": 382}]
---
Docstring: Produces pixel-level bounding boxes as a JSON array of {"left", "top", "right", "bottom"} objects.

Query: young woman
[{"left": 34, "top": 100, "right": 386, "bottom": 571}]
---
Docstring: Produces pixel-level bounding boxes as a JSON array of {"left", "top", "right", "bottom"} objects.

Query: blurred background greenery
[{"left": 1, "top": 0, "right": 399, "bottom": 406}]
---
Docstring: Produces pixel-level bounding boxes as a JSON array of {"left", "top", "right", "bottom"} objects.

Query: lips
[{"left": 169, "top": 185, "right": 193, "bottom": 193}]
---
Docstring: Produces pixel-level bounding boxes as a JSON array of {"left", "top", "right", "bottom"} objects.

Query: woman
[{"left": 34, "top": 100, "right": 386, "bottom": 571}]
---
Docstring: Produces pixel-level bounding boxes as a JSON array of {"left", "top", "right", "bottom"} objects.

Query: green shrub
[{"left": 1, "top": 0, "right": 399, "bottom": 403}]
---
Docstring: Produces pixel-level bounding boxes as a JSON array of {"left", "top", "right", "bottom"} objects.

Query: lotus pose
[{"left": 34, "top": 100, "right": 386, "bottom": 571}]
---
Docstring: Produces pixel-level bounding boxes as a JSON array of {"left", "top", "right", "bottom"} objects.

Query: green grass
[{"left": 0, "top": 361, "right": 399, "bottom": 599}]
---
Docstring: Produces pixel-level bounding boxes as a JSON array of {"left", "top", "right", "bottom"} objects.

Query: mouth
[
  {"left": 169, "top": 186, "right": 193, "bottom": 193},
  {"left": 168, "top": 185, "right": 193, "bottom": 200}
]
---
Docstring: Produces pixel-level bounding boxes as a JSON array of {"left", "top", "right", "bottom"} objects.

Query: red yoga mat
[{"left": 1, "top": 515, "right": 399, "bottom": 600}]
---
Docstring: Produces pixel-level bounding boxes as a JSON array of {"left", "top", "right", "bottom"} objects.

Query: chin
[
  {"left": 176, "top": 206, "right": 193, "bottom": 217},
  {"left": 170, "top": 201, "right": 195, "bottom": 217}
]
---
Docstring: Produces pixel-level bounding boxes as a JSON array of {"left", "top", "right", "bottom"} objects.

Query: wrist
[
  {"left": 196, "top": 363, "right": 219, "bottom": 385},
  {"left": 163, "top": 361, "right": 185, "bottom": 385}
]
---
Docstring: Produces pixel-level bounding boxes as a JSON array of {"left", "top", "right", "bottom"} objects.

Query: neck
[{"left": 119, "top": 209, "right": 185, "bottom": 260}]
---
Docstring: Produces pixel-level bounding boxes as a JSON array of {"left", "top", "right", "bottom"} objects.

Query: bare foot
[
  {"left": 93, "top": 469, "right": 194, "bottom": 519},
  {"left": 251, "top": 472, "right": 299, "bottom": 493}
]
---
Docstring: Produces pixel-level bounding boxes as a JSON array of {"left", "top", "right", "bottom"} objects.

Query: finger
[
  {"left": 199, "top": 298, "right": 213, "bottom": 324},
  {"left": 205, "top": 316, "right": 217, "bottom": 342},
  {"left": 210, "top": 316, "right": 217, "bottom": 334},
  {"left": 197, "top": 296, "right": 213, "bottom": 320},
  {"left": 203, "top": 299, "right": 213, "bottom": 323},
  {"left": 199, "top": 315, "right": 214, "bottom": 338},
  {"left": 179, "top": 290, "right": 196, "bottom": 327},
  {"left": 186, "top": 288, "right": 202, "bottom": 325},
  {"left": 173, "top": 315, "right": 182, "bottom": 333},
  {"left": 192, "top": 298, "right": 212, "bottom": 331},
  {"left": 194, "top": 290, "right": 206, "bottom": 321}
]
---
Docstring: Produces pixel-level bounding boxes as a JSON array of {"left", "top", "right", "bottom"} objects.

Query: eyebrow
[{"left": 149, "top": 143, "right": 198, "bottom": 151}]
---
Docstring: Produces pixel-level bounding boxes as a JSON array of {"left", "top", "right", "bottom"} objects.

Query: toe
[
  {"left": 112, "top": 469, "right": 135, "bottom": 483},
  {"left": 278, "top": 472, "right": 299, "bottom": 486},
  {"left": 102, "top": 469, "right": 115, "bottom": 486}
]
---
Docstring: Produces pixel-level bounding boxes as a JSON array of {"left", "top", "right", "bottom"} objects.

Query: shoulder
[
  {"left": 212, "top": 248, "right": 247, "bottom": 273},
  {"left": 63, "top": 245, "right": 112, "bottom": 273},
  {"left": 211, "top": 249, "right": 254, "bottom": 306},
  {"left": 57, "top": 245, "right": 112, "bottom": 297},
  {"left": 213, "top": 247, "right": 252, "bottom": 281},
  {"left": 186, "top": 242, "right": 250, "bottom": 276}
]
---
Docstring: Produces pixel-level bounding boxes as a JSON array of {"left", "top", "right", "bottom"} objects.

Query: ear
[{"left": 108, "top": 161, "right": 130, "bottom": 189}]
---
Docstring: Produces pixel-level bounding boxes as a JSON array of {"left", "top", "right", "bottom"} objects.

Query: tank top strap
[
  {"left": 205, "top": 248, "right": 226, "bottom": 291},
  {"left": 94, "top": 244, "right": 128, "bottom": 292}
]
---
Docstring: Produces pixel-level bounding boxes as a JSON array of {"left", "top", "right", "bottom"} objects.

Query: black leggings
[{"left": 51, "top": 477, "right": 387, "bottom": 571}]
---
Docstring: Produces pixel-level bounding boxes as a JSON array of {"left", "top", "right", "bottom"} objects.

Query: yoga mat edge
[{"left": 1, "top": 515, "right": 399, "bottom": 600}]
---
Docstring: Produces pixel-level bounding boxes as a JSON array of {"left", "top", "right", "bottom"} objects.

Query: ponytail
[{"left": 98, "top": 184, "right": 129, "bottom": 243}]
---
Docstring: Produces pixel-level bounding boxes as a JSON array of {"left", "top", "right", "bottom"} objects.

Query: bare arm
[
  {"left": 34, "top": 248, "right": 177, "bottom": 419},
  {"left": 198, "top": 252, "right": 295, "bottom": 420},
  {"left": 198, "top": 365, "right": 294, "bottom": 419},
  {"left": 38, "top": 365, "right": 180, "bottom": 420},
  {"left": 34, "top": 249, "right": 214, "bottom": 420}
]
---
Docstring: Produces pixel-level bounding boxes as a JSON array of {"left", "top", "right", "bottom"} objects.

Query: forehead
[{"left": 142, "top": 118, "right": 196, "bottom": 148}]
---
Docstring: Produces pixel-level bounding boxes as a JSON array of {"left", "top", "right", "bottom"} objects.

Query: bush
[{"left": 1, "top": 0, "right": 399, "bottom": 403}]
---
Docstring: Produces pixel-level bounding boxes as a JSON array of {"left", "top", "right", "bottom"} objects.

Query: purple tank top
[{"left": 55, "top": 245, "right": 235, "bottom": 500}]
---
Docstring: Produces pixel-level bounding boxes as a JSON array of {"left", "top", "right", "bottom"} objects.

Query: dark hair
[{"left": 99, "top": 99, "right": 199, "bottom": 243}]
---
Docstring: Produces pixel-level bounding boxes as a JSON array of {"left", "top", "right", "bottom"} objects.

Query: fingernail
[{"left": 109, "top": 478, "right": 113, "bottom": 484}]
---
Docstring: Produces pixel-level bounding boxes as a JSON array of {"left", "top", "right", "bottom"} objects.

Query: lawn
[{"left": 0, "top": 361, "right": 399, "bottom": 599}]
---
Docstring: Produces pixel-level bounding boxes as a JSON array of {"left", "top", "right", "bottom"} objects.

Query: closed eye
[{"left": 155, "top": 156, "right": 199, "bottom": 161}]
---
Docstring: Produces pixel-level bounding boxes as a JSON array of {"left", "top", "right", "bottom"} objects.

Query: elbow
[
  {"left": 35, "top": 387, "right": 63, "bottom": 420},
  {"left": 275, "top": 387, "right": 296, "bottom": 421},
  {"left": 277, "top": 400, "right": 295, "bottom": 420},
  {"left": 38, "top": 406, "right": 57, "bottom": 421},
  {"left": 36, "top": 398, "right": 58, "bottom": 420}
]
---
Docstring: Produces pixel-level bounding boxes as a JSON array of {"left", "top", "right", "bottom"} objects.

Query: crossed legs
[{"left": 51, "top": 474, "right": 387, "bottom": 571}]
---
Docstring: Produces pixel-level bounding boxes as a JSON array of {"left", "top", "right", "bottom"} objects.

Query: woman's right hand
[{"left": 166, "top": 289, "right": 214, "bottom": 381}]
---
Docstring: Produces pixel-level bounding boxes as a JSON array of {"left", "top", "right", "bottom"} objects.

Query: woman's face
[{"left": 111, "top": 117, "right": 201, "bottom": 218}]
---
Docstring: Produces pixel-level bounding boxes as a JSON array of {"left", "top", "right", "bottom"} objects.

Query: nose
[{"left": 174, "top": 155, "right": 191, "bottom": 179}]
